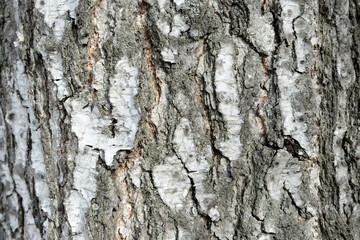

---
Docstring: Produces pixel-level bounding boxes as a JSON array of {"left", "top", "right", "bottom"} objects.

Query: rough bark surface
[{"left": 1, "top": 0, "right": 360, "bottom": 239}]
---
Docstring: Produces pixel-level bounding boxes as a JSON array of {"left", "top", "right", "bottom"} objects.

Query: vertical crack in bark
[
  {"left": 25, "top": 127, "right": 44, "bottom": 236},
  {"left": 87, "top": 0, "right": 100, "bottom": 86},
  {"left": 253, "top": 71, "right": 269, "bottom": 141},
  {"left": 5, "top": 131, "right": 25, "bottom": 238},
  {"left": 138, "top": 1, "right": 160, "bottom": 142},
  {"left": 120, "top": 150, "right": 138, "bottom": 219},
  {"left": 115, "top": 149, "right": 139, "bottom": 239},
  {"left": 341, "top": 133, "right": 356, "bottom": 218},
  {"left": 33, "top": 52, "right": 66, "bottom": 238},
  {"left": 260, "top": 0, "right": 267, "bottom": 15},
  {"left": 256, "top": 1, "right": 283, "bottom": 150},
  {"left": 291, "top": 12, "right": 305, "bottom": 74},
  {"left": 203, "top": 41, "right": 229, "bottom": 168},
  {"left": 195, "top": 36, "right": 230, "bottom": 174},
  {"left": 138, "top": 1, "right": 160, "bottom": 103},
  {"left": 348, "top": 0, "right": 360, "bottom": 210}
]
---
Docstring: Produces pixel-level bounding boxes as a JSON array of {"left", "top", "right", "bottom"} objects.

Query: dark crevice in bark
[
  {"left": 205, "top": 42, "right": 227, "bottom": 139},
  {"left": 256, "top": 1, "right": 284, "bottom": 152},
  {"left": 238, "top": 36, "right": 269, "bottom": 58},
  {"left": 97, "top": 153, "right": 117, "bottom": 172},
  {"left": 228, "top": 1, "right": 268, "bottom": 58},
  {"left": 283, "top": 186, "right": 303, "bottom": 217},
  {"left": 131, "top": 225, "right": 142, "bottom": 240},
  {"left": 207, "top": 51, "right": 224, "bottom": 124},
  {"left": 194, "top": 36, "right": 223, "bottom": 169},
  {"left": 174, "top": 221, "right": 179, "bottom": 240},
  {"left": 283, "top": 135, "right": 309, "bottom": 160},
  {"left": 233, "top": 177, "right": 250, "bottom": 239},
  {"left": 238, "top": 188, "right": 261, "bottom": 239},
  {"left": 7, "top": 132, "right": 25, "bottom": 239},
  {"left": 33, "top": 52, "right": 68, "bottom": 239},
  {"left": 341, "top": 133, "right": 356, "bottom": 206},
  {"left": 346, "top": 6, "right": 360, "bottom": 208},
  {"left": 263, "top": 150, "right": 277, "bottom": 192},
  {"left": 196, "top": 36, "right": 237, "bottom": 180},
  {"left": 25, "top": 127, "right": 44, "bottom": 236},
  {"left": 142, "top": 169, "right": 170, "bottom": 211},
  {"left": 172, "top": 150, "right": 213, "bottom": 231},
  {"left": 70, "top": 12, "right": 80, "bottom": 45},
  {"left": 237, "top": 51, "right": 253, "bottom": 90},
  {"left": 137, "top": 1, "right": 163, "bottom": 149}
]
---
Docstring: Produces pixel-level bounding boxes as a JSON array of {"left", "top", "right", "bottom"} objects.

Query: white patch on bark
[
  {"left": 278, "top": 3, "right": 322, "bottom": 238},
  {"left": 128, "top": 159, "right": 142, "bottom": 188},
  {"left": 117, "top": 156, "right": 141, "bottom": 239},
  {"left": 49, "top": 52, "right": 70, "bottom": 100},
  {"left": 280, "top": 0, "right": 301, "bottom": 43},
  {"left": 214, "top": 41, "right": 242, "bottom": 161},
  {"left": 1, "top": 59, "right": 51, "bottom": 239},
  {"left": 173, "top": 0, "right": 185, "bottom": 7},
  {"left": 208, "top": 207, "right": 221, "bottom": 221},
  {"left": 34, "top": 0, "right": 79, "bottom": 40},
  {"left": 34, "top": 0, "right": 79, "bottom": 100},
  {"left": 161, "top": 47, "right": 177, "bottom": 63},
  {"left": 157, "top": 19, "right": 171, "bottom": 35},
  {"left": 258, "top": 233, "right": 275, "bottom": 240},
  {"left": 151, "top": 80, "right": 169, "bottom": 128},
  {"left": 153, "top": 156, "right": 192, "bottom": 211},
  {"left": 173, "top": 118, "right": 215, "bottom": 213},
  {"left": 277, "top": 69, "right": 310, "bottom": 154},
  {"left": 277, "top": 1, "right": 312, "bottom": 156},
  {"left": 169, "top": 14, "right": 189, "bottom": 38},
  {"left": 109, "top": 58, "right": 140, "bottom": 143},
  {"left": 64, "top": 147, "right": 98, "bottom": 239},
  {"left": 64, "top": 57, "right": 139, "bottom": 238},
  {"left": 247, "top": 12, "right": 275, "bottom": 54},
  {"left": 333, "top": 52, "right": 355, "bottom": 215},
  {"left": 266, "top": 150, "right": 303, "bottom": 202},
  {"left": 157, "top": 0, "right": 167, "bottom": 12},
  {"left": 92, "top": 60, "right": 106, "bottom": 91},
  {"left": 13, "top": 31, "right": 24, "bottom": 47},
  {"left": 93, "top": 0, "right": 109, "bottom": 42},
  {"left": 67, "top": 57, "right": 139, "bottom": 166}
]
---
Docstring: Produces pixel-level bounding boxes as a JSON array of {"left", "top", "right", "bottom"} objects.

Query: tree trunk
[{"left": 1, "top": 0, "right": 360, "bottom": 239}]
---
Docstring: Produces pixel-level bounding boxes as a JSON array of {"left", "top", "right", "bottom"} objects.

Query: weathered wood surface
[{"left": 1, "top": 0, "right": 360, "bottom": 239}]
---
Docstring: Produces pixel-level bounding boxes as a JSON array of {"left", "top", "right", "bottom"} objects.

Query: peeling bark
[{"left": 1, "top": 0, "right": 360, "bottom": 239}]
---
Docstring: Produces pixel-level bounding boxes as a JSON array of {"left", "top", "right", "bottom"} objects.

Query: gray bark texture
[{"left": 1, "top": 0, "right": 360, "bottom": 239}]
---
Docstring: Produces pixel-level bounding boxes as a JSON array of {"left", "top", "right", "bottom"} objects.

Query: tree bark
[{"left": 1, "top": 0, "right": 360, "bottom": 239}]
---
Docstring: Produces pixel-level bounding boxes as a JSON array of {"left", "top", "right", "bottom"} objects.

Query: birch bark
[{"left": 1, "top": 0, "right": 360, "bottom": 239}]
